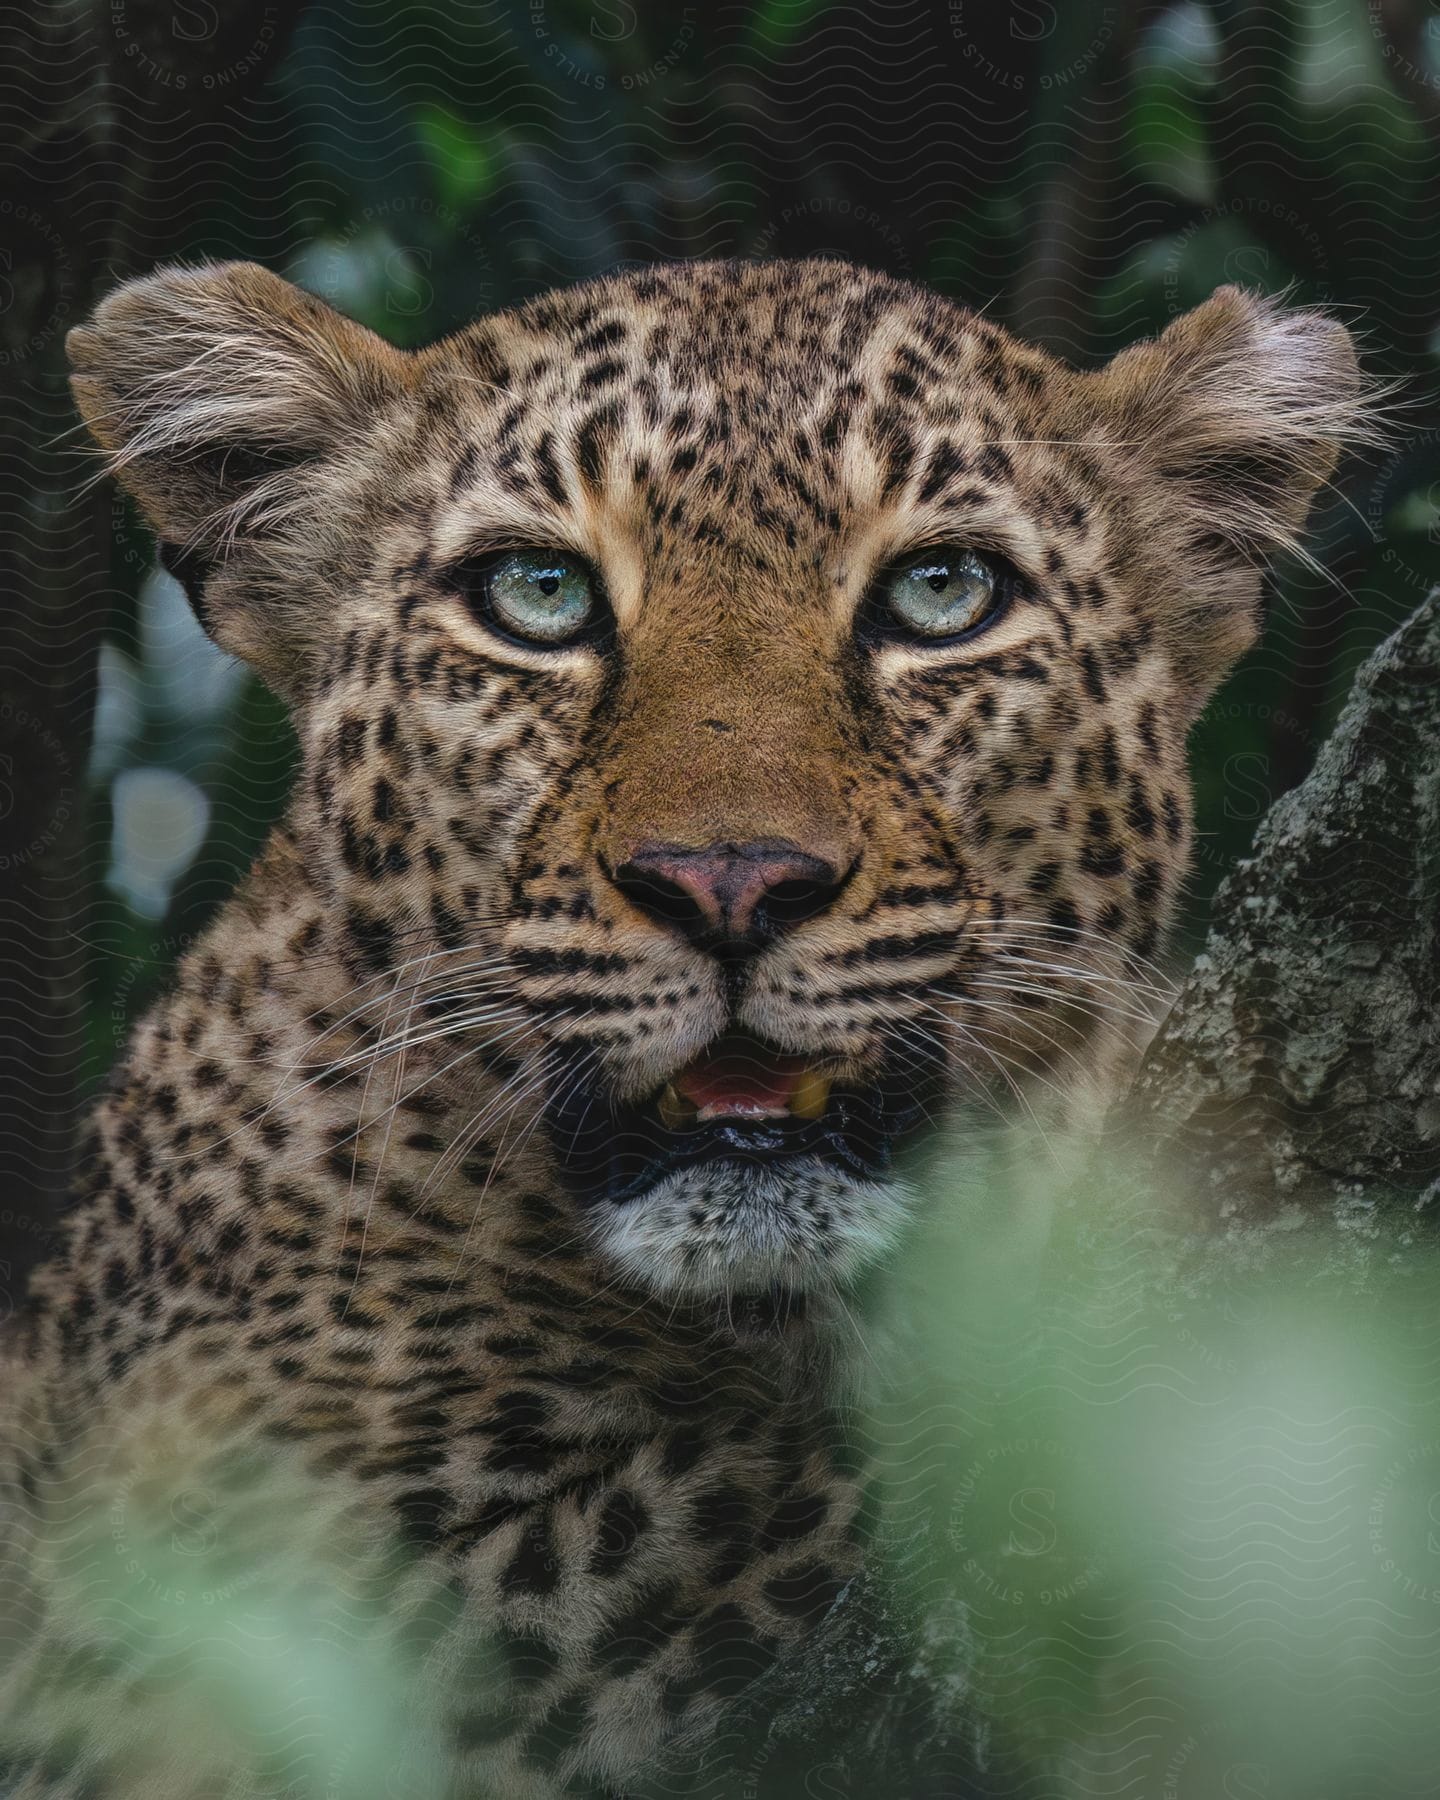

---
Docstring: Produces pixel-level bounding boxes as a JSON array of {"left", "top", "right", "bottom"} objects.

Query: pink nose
[{"left": 610, "top": 839, "right": 846, "bottom": 951}]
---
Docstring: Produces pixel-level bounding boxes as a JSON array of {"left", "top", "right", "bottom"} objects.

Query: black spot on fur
[
  {"left": 500, "top": 1512, "right": 560, "bottom": 1597},
  {"left": 763, "top": 1560, "right": 844, "bottom": 1623},
  {"left": 590, "top": 1489, "right": 650, "bottom": 1577}
]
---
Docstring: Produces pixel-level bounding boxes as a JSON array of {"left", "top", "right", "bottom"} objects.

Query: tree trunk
[
  {"left": 1112, "top": 585, "right": 1440, "bottom": 1232},
  {"left": 0, "top": 0, "right": 306, "bottom": 1302}
]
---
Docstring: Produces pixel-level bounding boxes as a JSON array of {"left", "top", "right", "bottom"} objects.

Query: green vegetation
[{"left": 8, "top": 1134, "right": 1440, "bottom": 1796}]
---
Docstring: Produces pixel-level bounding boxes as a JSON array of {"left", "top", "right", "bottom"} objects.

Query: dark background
[{"left": 4, "top": 0, "right": 1440, "bottom": 1284}]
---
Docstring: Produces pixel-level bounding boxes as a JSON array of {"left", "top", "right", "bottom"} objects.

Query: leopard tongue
[{"left": 672, "top": 1035, "right": 823, "bottom": 1121}]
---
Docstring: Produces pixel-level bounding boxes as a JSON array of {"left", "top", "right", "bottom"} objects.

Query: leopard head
[{"left": 70, "top": 258, "right": 1370, "bottom": 1298}]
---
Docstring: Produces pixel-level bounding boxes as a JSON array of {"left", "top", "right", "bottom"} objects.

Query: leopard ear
[
  {"left": 1085, "top": 286, "right": 1380, "bottom": 707},
  {"left": 68, "top": 262, "right": 407, "bottom": 681}
]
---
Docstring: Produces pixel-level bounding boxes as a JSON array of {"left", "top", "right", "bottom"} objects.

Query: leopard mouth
[{"left": 544, "top": 1029, "right": 943, "bottom": 1209}]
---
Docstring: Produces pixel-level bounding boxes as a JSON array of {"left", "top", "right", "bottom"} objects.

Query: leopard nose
[{"left": 610, "top": 839, "right": 848, "bottom": 953}]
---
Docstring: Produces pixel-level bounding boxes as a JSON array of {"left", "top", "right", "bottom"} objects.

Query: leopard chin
[
  {"left": 541, "top": 1026, "right": 942, "bottom": 1297},
  {"left": 587, "top": 1159, "right": 916, "bottom": 1300}
]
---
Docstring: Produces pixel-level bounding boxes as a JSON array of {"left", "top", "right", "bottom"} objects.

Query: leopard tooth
[
  {"left": 789, "top": 1069, "right": 833, "bottom": 1120},
  {"left": 657, "top": 1082, "right": 696, "bottom": 1132}
]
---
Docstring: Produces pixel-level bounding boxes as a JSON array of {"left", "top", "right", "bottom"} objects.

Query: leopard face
[{"left": 70, "top": 257, "right": 1366, "bottom": 1300}]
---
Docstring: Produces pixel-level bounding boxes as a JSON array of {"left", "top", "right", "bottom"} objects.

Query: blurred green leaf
[
  {"left": 1128, "top": 65, "right": 1218, "bottom": 205},
  {"left": 1388, "top": 487, "right": 1440, "bottom": 537},
  {"left": 747, "top": 0, "right": 834, "bottom": 50},
  {"left": 868, "top": 1129, "right": 1440, "bottom": 1793},
  {"left": 414, "top": 103, "right": 499, "bottom": 210}
]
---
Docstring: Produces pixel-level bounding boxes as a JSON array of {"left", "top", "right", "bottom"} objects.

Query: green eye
[
  {"left": 472, "top": 548, "right": 600, "bottom": 646},
  {"left": 879, "top": 546, "right": 1005, "bottom": 640}
]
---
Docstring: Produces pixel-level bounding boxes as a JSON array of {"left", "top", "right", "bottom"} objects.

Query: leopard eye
[
  {"left": 876, "top": 546, "right": 1006, "bottom": 641},
  {"left": 466, "top": 548, "right": 601, "bottom": 647}
]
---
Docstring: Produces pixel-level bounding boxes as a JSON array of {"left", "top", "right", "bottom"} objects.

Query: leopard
[{"left": 0, "top": 256, "right": 1369, "bottom": 1799}]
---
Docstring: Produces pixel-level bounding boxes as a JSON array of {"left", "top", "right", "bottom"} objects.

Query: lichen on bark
[{"left": 1112, "top": 587, "right": 1440, "bottom": 1234}]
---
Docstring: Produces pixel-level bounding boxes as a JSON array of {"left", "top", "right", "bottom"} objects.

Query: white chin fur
[{"left": 589, "top": 1158, "right": 914, "bottom": 1298}]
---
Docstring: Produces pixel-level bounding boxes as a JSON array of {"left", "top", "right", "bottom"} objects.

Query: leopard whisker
[
  {"left": 925, "top": 993, "right": 1149, "bottom": 1068},
  {"left": 911, "top": 1003, "right": 1064, "bottom": 1151},
  {"left": 964, "top": 974, "right": 1161, "bottom": 1029},
  {"left": 257, "top": 914, "right": 514, "bottom": 982},
  {"left": 333, "top": 961, "right": 428, "bottom": 1306},
  {"left": 306, "top": 999, "right": 534, "bottom": 1079},
  {"left": 276, "top": 973, "right": 536, "bottom": 1086},
  {"left": 294, "top": 956, "right": 523, "bottom": 1054},
  {"left": 964, "top": 936, "right": 1176, "bottom": 996},
  {"left": 421, "top": 1040, "right": 605, "bottom": 1322},
  {"left": 419, "top": 1026, "right": 600, "bottom": 1201},
  {"left": 914, "top": 999, "right": 1067, "bottom": 1099},
  {"left": 969, "top": 948, "right": 1176, "bottom": 1008},
  {"left": 419, "top": 1065, "right": 555, "bottom": 1199},
  {"left": 312, "top": 1013, "right": 550, "bottom": 1159},
  {"left": 963, "top": 913, "right": 1178, "bottom": 985},
  {"left": 263, "top": 959, "right": 524, "bottom": 1106},
  {"left": 929, "top": 990, "right": 1119, "bottom": 1106},
  {"left": 824, "top": 1278, "right": 886, "bottom": 1377}
]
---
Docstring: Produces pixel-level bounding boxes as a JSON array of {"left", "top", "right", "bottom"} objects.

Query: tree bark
[
  {"left": 0, "top": 0, "right": 306, "bottom": 1301},
  {"left": 1111, "top": 586, "right": 1440, "bottom": 1232}
]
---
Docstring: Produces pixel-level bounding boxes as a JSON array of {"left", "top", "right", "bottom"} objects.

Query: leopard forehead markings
[{"left": 2, "top": 257, "right": 1367, "bottom": 1796}]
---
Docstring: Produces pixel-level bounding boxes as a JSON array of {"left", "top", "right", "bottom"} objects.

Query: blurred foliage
[
  {"left": 9, "top": 1130, "right": 1440, "bottom": 1796},
  {"left": 863, "top": 1124, "right": 1440, "bottom": 1797},
  {"left": 85, "top": 0, "right": 1440, "bottom": 1087}
]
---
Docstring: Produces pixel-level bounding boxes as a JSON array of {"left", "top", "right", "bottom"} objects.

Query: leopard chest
[{"left": 259, "top": 1296, "right": 872, "bottom": 1789}]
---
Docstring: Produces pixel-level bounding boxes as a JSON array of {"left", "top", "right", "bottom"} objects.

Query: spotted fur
[{"left": 0, "top": 258, "right": 1369, "bottom": 1796}]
